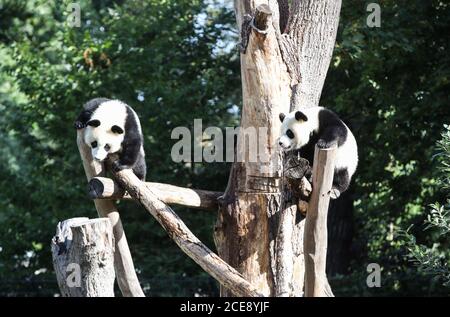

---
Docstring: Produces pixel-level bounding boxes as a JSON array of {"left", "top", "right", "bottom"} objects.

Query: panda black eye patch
[
  {"left": 111, "top": 125, "right": 124, "bottom": 134},
  {"left": 286, "top": 129, "right": 295, "bottom": 139},
  {"left": 91, "top": 141, "right": 97, "bottom": 148},
  {"left": 87, "top": 119, "right": 101, "bottom": 127}
]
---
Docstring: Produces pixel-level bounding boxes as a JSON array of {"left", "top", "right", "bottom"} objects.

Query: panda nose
[{"left": 279, "top": 141, "right": 283, "bottom": 146}]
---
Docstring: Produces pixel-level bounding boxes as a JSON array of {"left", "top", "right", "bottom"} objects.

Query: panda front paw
[
  {"left": 317, "top": 139, "right": 337, "bottom": 149},
  {"left": 111, "top": 161, "right": 126, "bottom": 172},
  {"left": 74, "top": 121, "right": 86, "bottom": 130}
]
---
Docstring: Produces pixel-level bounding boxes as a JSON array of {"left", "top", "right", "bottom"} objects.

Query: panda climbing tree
[{"left": 214, "top": 0, "right": 345, "bottom": 297}]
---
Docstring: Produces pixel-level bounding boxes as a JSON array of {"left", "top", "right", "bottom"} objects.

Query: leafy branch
[{"left": 401, "top": 125, "right": 450, "bottom": 287}]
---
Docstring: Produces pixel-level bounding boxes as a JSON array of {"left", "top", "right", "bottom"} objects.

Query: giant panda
[
  {"left": 278, "top": 107, "right": 358, "bottom": 199},
  {"left": 74, "top": 98, "right": 147, "bottom": 181}
]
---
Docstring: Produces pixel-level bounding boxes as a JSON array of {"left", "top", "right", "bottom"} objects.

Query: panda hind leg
[{"left": 330, "top": 168, "right": 350, "bottom": 199}]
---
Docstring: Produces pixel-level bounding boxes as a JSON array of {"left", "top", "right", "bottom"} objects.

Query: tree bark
[
  {"left": 215, "top": 0, "right": 342, "bottom": 296},
  {"left": 51, "top": 218, "right": 115, "bottom": 297},
  {"left": 303, "top": 146, "right": 336, "bottom": 297}
]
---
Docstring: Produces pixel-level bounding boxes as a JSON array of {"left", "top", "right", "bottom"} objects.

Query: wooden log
[
  {"left": 303, "top": 145, "right": 337, "bottom": 297},
  {"left": 111, "top": 167, "right": 263, "bottom": 297},
  {"left": 51, "top": 218, "right": 115, "bottom": 297},
  {"left": 88, "top": 177, "right": 222, "bottom": 211},
  {"left": 77, "top": 131, "right": 144, "bottom": 297}
]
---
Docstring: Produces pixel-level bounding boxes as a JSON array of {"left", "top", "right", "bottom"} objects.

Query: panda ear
[
  {"left": 111, "top": 125, "right": 124, "bottom": 134},
  {"left": 87, "top": 119, "right": 101, "bottom": 127},
  {"left": 279, "top": 113, "right": 285, "bottom": 123},
  {"left": 295, "top": 111, "right": 308, "bottom": 122}
]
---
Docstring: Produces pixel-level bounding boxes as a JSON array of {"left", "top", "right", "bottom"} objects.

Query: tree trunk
[
  {"left": 51, "top": 218, "right": 115, "bottom": 297},
  {"left": 214, "top": 0, "right": 342, "bottom": 296}
]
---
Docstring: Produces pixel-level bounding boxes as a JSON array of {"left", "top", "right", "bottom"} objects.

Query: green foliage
[
  {"left": 436, "top": 125, "right": 450, "bottom": 191},
  {"left": 0, "top": 0, "right": 238, "bottom": 296},
  {"left": 322, "top": 0, "right": 450, "bottom": 295},
  {"left": 425, "top": 203, "right": 450, "bottom": 236},
  {"left": 400, "top": 126, "right": 450, "bottom": 288}
]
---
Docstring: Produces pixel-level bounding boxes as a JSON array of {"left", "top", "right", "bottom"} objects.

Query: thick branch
[
  {"left": 88, "top": 177, "right": 221, "bottom": 211},
  {"left": 303, "top": 145, "right": 336, "bottom": 297},
  {"left": 111, "top": 167, "right": 263, "bottom": 297},
  {"left": 77, "top": 131, "right": 144, "bottom": 297},
  {"left": 282, "top": 0, "right": 342, "bottom": 110}
]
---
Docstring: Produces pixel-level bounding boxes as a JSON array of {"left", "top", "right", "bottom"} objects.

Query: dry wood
[
  {"left": 77, "top": 131, "right": 144, "bottom": 297},
  {"left": 51, "top": 217, "right": 115, "bottom": 297},
  {"left": 304, "top": 145, "right": 337, "bottom": 297},
  {"left": 253, "top": 4, "right": 272, "bottom": 31},
  {"left": 88, "top": 177, "right": 221, "bottom": 211},
  {"left": 110, "top": 167, "right": 263, "bottom": 297},
  {"left": 216, "top": 0, "right": 342, "bottom": 297}
]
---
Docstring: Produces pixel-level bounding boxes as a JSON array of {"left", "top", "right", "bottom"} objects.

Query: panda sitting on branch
[
  {"left": 74, "top": 98, "right": 147, "bottom": 181},
  {"left": 278, "top": 107, "right": 358, "bottom": 199}
]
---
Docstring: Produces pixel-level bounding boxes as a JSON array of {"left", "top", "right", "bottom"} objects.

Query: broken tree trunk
[
  {"left": 51, "top": 218, "right": 115, "bottom": 297},
  {"left": 304, "top": 145, "right": 337, "bottom": 297},
  {"left": 215, "top": 0, "right": 342, "bottom": 296},
  {"left": 110, "top": 167, "right": 262, "bottom": 297},
  {"left": 77, "top": 131, "right": 144, "bottom": 297}
]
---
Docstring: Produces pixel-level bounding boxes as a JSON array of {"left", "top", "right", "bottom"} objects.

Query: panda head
[
  {"left": 278, "top": 110, "right": 311, "bottom": 151},
  {"left": 84, "top": 119, "right": 125, "bottom": 161}
]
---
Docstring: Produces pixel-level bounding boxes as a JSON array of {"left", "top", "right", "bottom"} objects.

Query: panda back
[
  {"left": 125, "top": 104, "right": 143, "bottom": 137},
  {"left": 335, "top": 123, "right": 358, "bottom": 177}
]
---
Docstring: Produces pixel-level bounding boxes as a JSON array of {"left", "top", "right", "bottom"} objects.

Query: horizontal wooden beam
[{"left": 88, "top": 177, "right": 222, "bottom": 211}]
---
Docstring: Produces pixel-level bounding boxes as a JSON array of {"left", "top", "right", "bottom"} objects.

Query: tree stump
[{"left": 51, "top": 218, "right": 115, "bottom": 297}]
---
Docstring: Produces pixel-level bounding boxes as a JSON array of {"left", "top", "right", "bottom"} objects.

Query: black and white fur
[
  {"left": 74, "top": 98, "right": 146, "bottom": 180},
  {"left": 279, "top": 107, "right": 358, "bottom": 199}
]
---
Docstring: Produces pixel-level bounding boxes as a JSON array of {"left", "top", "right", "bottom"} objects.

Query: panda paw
[
  {"left": 111, "top": 161, "right": 126, "bottom": 172},
  {"left": 74, "top": 121, "right": 86, "bottom": 130},
  {"left": 317, "top": 139, "right": 337, "bottom": 149},
  {"left": 329, "top": 188, "right": 341, "bottom": 199}
]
